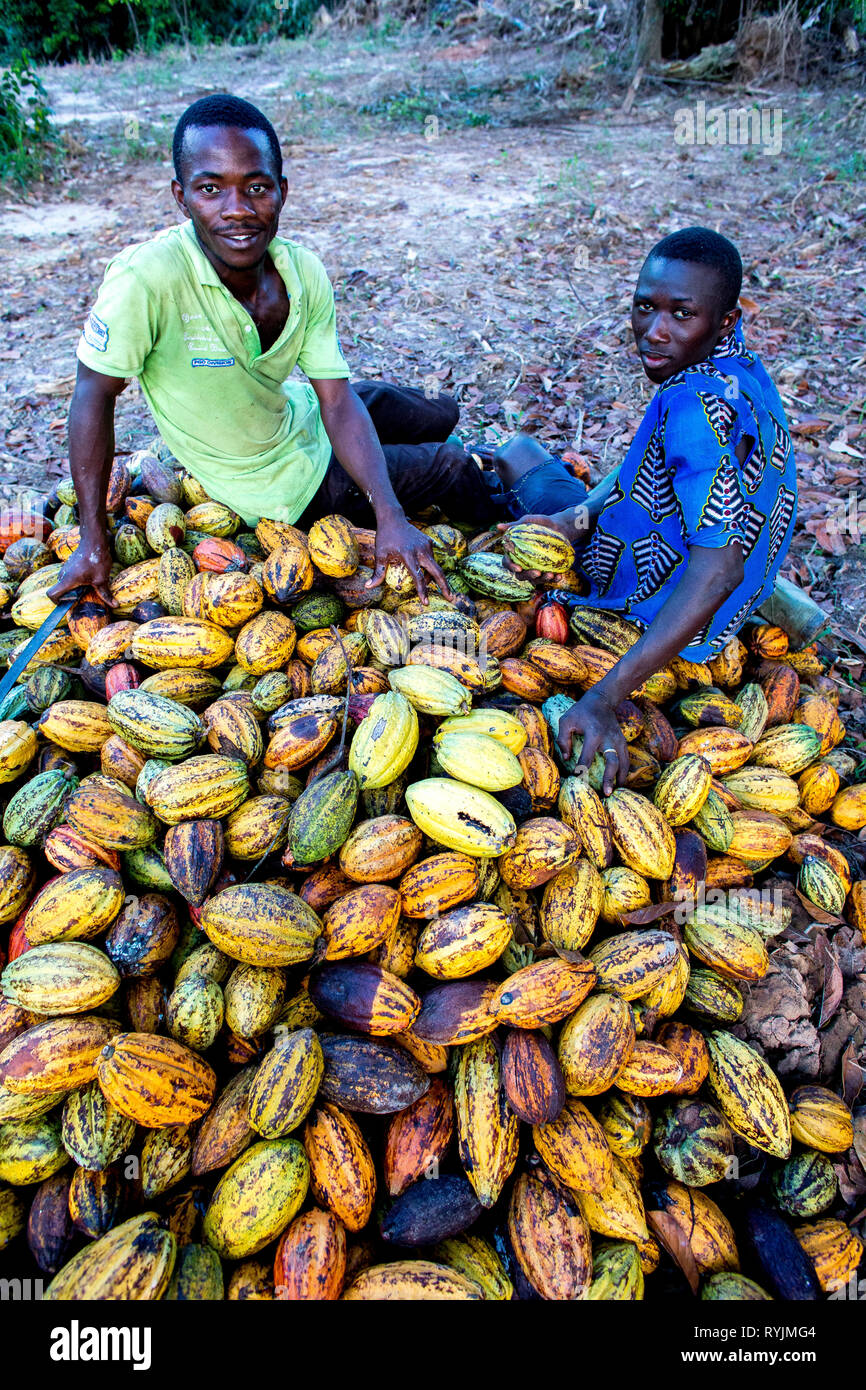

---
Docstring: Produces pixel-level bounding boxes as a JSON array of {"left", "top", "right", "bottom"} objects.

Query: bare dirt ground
[{"left": 0, "top": 27, "right": 864, "bottom": 652}]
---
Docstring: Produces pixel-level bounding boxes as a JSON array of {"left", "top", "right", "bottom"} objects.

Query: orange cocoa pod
[
  {"left": 274, "top": 1209, "right": 347, "bottom": 1301},
  {"left": 383, "top": 1076, "right": 454, "bottom": 1196}
]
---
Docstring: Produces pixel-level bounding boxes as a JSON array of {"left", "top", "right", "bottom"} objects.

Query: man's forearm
[
  {"left": 593, "top": 545, "right": 744, "bottom": 704},
  {"left": 318, "top": 388, "right": 402, "bottom": 520},
  {"left": 69, "top": 382, "right": 117, "bottom": 542}
]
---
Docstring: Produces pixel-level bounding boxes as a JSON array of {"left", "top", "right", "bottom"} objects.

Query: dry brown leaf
[
  {"left": 647, "top": 1210, "right": 700, "bottom": 1295},
  {"left": 815, "top": 933, "right": 844, "bottom": 1028},
  {"left": 842, "top": 1042, "right": 865, "bottom": 1108}
]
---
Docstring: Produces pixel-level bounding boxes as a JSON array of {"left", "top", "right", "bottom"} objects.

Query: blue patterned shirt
[{"left": 576, "top": 324, "right": 797, "bottom": 658}]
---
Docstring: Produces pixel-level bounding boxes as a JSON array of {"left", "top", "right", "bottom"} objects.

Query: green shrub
[
  {"left": 0, "top": 0, "right": 327, "bottom": 64},
  {"left": 0, "top": 53, "right": 57, "bottom": 184}
]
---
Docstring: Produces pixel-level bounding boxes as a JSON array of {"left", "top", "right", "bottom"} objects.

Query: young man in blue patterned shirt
[{"left": 496, "top": 227, "right": 797, "bottom": 793}]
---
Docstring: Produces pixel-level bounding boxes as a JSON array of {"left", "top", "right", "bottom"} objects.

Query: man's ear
[
  {"left": 719, "top": 303, "right": 742, "bottom": 337},
  {"left": 171, "top": 178, "right": 189, "bottom": 219},
  {"left": 279, "top": 176, "right": 288, "bottom": 209}
]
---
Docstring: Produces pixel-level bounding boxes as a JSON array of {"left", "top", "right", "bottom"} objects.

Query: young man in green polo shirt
[{"left": 49, "top": 95, "right": 491, "bottom": 607}]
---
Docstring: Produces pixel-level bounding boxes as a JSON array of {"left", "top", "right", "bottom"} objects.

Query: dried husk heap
[{"left": 0, "top": 446, "right": 863, "bottom": 1301}]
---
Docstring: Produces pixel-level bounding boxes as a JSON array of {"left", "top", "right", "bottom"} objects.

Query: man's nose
[
  {"left": 221, "top": 188, "right": 256, "bottom": 219},
  {"left": 646, "top": 312, "right": 671, "bottom": 344}
]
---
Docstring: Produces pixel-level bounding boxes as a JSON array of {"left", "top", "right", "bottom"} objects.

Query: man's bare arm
[
  {"left": 48, "top": 363, "right": 127, "bottom": 604},
  {"left": 310, "top": 376, "right": 452, "bottom": 603}
]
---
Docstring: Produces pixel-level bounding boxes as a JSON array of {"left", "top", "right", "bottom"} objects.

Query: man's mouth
[
  {"left": 640, "top": 349, "right": 672, "bottom": 369},
  {"left": 217, "top": 230, "right": 265, "bottom": 246}
]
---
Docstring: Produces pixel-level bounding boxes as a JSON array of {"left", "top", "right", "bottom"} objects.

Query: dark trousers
[{"left": 297, "top": 380, "right": 492, "bottom": 529}]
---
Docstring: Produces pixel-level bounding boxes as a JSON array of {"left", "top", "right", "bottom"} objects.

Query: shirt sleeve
[
  {"left": 76, "top": 261, "right": 157, "bottom": 378},
  {"left": 662, "top": 388, "right": 748, "bottom": 550},
  {"left": 295, "top": 254, "right": 351, "bottom": 381}
]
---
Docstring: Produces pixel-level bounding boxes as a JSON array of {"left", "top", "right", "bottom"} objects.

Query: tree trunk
[{"left": 635, "top": 0, "right": 663, "bottom": 67}]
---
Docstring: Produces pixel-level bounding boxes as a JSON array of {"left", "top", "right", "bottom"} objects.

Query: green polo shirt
[{"left": 76, "top": 220, "right": 351, "bottom": 526}]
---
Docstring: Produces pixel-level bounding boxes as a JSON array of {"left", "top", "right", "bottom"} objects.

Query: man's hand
[
  {"left": 556, "top": 687, "right": 630, "bottom": 796},
  {"left": 368, "top": 512, "right": 454, "bottom": 604},
  {"left": 497, "top": 512, "right": 580, "bottom": 583},
  {"left": 47, "top": 538, "right": 116, "bottom": 608}
]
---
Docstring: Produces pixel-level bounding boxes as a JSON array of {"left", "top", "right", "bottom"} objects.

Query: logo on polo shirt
[
  {"left": 191, "top": 357, "right": 235, "bottom": 368},
  {"left": 82, "top": 311, "right": 109, "bottom": 353}
]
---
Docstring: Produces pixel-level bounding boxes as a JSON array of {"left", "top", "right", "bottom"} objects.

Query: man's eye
[
  {"left": 249, "top": 184, "right": 266, "bottom": 194},
  {"left": 199, "top": 184, "right": 217, "bottom": 194},
  {"left": 674, "top": 309, "right": 693, "bottom": 319},
  {"left": 635, "top": 302, "right": 652, "bottom": 313}
]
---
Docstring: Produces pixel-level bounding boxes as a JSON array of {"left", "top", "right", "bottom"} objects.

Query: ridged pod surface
[
  {"left": 413, "top": 981, "right": 499, "bottom": 1046},
  {"left": 653, "top": 755, "right": 712, "bottom": 825},
  {"left": 349, "top": 692, "right": 418, "bottom": 790},
  {"left": 788, "top": 1085, "right": 854, "bottom": 1153},
  {"left": 203, "top": 1139, "right": 309, "bottom": 1259},
  {"left": 605, "top": 789, "right": 676, "bottom": 880},
  {"left": 384, "top": 1077, "right": 454, "bottom": 1196},
  {"left": 405, "top": 780, "right": 516, "bottom": 858},
  {"left": 339, "top": 815, "right": 424, "bottom": 881},
  {"left": 498, "top": 817, "right": 580, "bottom": 890},
  {"left": 435, "top": 731, "right": 523, "bottom": 792},
  {"left": 342, "top": 1260, "right": 482, "bottom": 1300},
  {"left": 274, "top": 1208, "right": 347, "bottom": 1300},
  {"left": 533, "top": 1098, "right": 613, "bottom": 1194},
  {"left": 436, "top": 708, "right": 527, "bottom": 754},
  {"left": 454, "top": 1035, "right": 519, "bottom": 1207},
  {"left": 588, "top": 930, "right": 679, "bottom": 1001},
  {"left": 508, "top": 1166, "right": 592, "bottom": 1300},
  {"left": 190, "top": 1066, "right": 257, "bottom": 1176},
  {"left": 106, "top": 689, "right": 204, "bottom": 760},
  {"left": 248, "top": 1029, "right": 324, "bottom": 1137},
  {"left": 684, "top": 908, "right": 769, "bottom": 983},
  {"left": 289, "top": 771, "right": 359, "bottom": 867},
  {"left": 491, "top": 957, "right": 596, "bottom": 1028},
  {"left": 323, "top": 884, "right": 401, "bottom": 960},
  {"left": 309, "top": 961, "right": 420, "bottom": 1035},
  {"left": 415, "top": 904, "right": 512, "bottom": 979},
  {"left": 613, "top": 1042, "right": 685, "bottom": 1098},
  {"left": 398, "top": 853, "right": 479, "bottom": 919},
  {"left": 648, "top": 1180, "right": 739, "bottom": 1276},
  {"left": 558, "top": 993, "right": 636, "bottom": 1097},
  {"left": 388, "top": 666, "right": 471, "bottom": 717},
  {"left": 793, "top": 1218, "right": 864, "bottom": 1294},
  {"left": 23, "top": 867, "right": 125, "bottom": 946},
  {"left": 586, "top": 1240, "right": 645, "bottom": 1300},
  {"left": 66, "top": 780, "right": 157, "bottom": 851},
  {"left": 541, "top": 860, "right": 603, "bottom": 951},
  {"left": 676, "top": 728, "right": 753, "bottom": 775},
  {"left": 0, "top": 1016, "right": 119, "bottom": 1095},
  {"left": 705, "top": 1032, "right": 791, "bottom": 1158},
  {"left": 318, "top": 1034, "right": 430, "bottom": 1114},
  {"left": 45, "top": 1212, "right": 176, "bottom": 1300},
  {"left": 199, "top": 884, "right": 322, "bottom": 967},
  {"left": 501, "top": 1029, "right": 565, "bottom": 1125},
  {"left": 304, "top": 1102, "right": 376, "bottom": 1231},
  {"left": 96, "top": 1032, "right": 216, "bottom": 1128},
  {"left": 433, "top": 1233, "right": 513, "bottom": 1300},
  {"left": 130, "top": 617, "right": 235, "bottom": 670},
  {"left": 577, "top": 1156, "right": 648, "bottom": 1243},
  {"left": 61, "top": 1081, "right": 136, "bottom": 1169},
  {"left": 145, "top": 755, "right": 249, "bottom": 825},
  {"left": 1, "top": 943, "right": 120, "bottom": 1015}
]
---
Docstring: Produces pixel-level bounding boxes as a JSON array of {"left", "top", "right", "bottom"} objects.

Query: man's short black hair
[
  {"left": 646, "top": 226, "right": 743, "bottom": 315},
  {"left": 172, "top": 94, "right": 283, "bottom": 182}
]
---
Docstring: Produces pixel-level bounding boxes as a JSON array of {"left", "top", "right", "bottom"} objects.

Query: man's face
[
  {"left": 631, "top": 256, "right": 739, "bottom": 383},
  {"left": 171, "top": 125, "right": 288, "bottom": 273}
]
